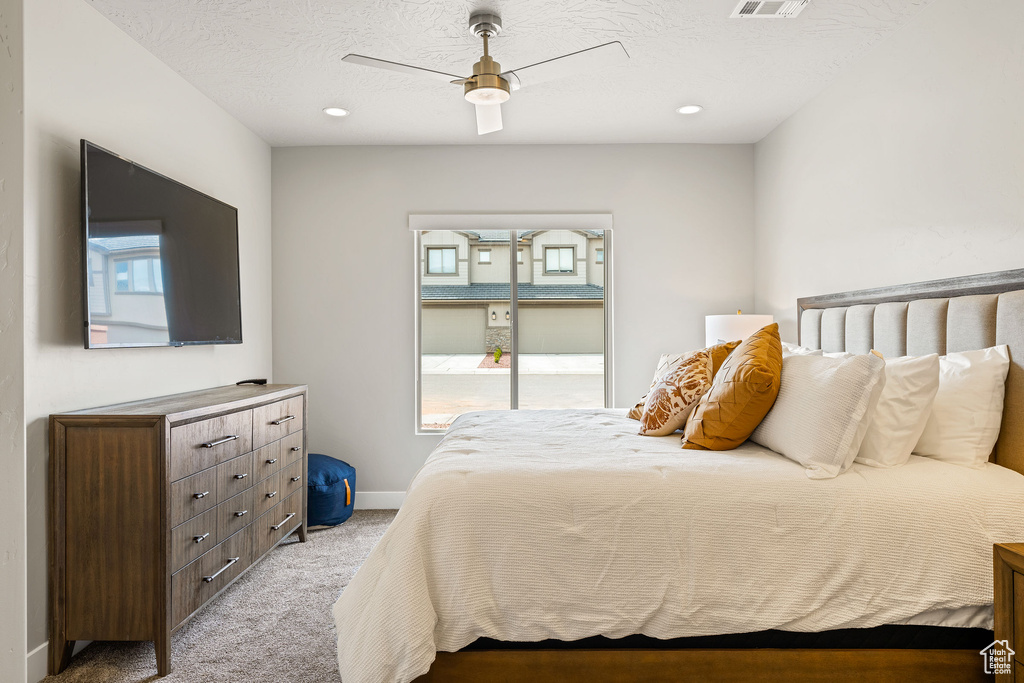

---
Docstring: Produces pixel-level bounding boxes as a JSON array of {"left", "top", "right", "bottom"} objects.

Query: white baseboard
[
  {"left": 27, "top": 640, "right": 90, "bottom": 683},
  {"left": 27, "top": 642, "right": 45, "bottom": 683},
  {"left": 355, "top": 491, "right": 405, "bottom": 510}
]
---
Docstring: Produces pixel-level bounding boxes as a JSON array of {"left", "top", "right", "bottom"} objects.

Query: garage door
[
  {"left": 421, "top": 306, "right": 487, "bottom": 353},
  {"left": 518, "top": 306, "right": 604, "bottom": 354}
]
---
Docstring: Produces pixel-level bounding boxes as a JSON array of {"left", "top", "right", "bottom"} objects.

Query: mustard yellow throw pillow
[
  {"left": 639, "top": 349, "right": 713, "bottom": 436},
  {"left": 627, "top": 340, "right": 740, "bottom": 421},
  {"left": 682, "top": 323, "right": 782, "bottom": 450}
]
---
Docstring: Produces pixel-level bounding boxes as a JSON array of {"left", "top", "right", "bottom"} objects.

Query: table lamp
[{"left": 705, "top": 311, "right": 774, "bottom": 347}]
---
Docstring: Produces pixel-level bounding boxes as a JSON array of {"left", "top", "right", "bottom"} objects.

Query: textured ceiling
[{"left": 85, "top": 0, "right": 935, "bottom": 146}]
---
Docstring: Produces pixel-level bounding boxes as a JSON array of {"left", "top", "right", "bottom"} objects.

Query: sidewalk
[{"left": 422, "top": 353, "right": 604, "bottom": 375}]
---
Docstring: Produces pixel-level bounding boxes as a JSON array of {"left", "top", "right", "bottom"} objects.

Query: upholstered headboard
[{"left": 797, "top": 269, "right": 1024, "bottom": 475}]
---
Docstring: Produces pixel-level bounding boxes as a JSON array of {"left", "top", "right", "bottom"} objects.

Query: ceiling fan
[{"left": 342, "top": 12, "right": 629, "bottom": 136}]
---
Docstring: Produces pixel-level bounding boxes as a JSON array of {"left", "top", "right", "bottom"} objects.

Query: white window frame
[
  {"left": 544, "top": 246, "right": 575, "bottom": 274},
  {"left": 425, "top": 246, "right": 458, "bottom": 275},
  {"left": 411, "top": 214, "right": 614, "bottom": 435}
]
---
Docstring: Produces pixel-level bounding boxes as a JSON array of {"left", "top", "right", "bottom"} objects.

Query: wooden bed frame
[{"left": 414, "top": 268, "right": 1024, "bottom": 683}]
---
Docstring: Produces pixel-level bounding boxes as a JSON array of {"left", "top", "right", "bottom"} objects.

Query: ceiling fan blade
[
  {"left": 342, "top": 54, "right": 464, "bottom": 83},
  {"left": 501, "top": 41, "right": 629, "bottom": 91},
  {"left": 476, "top": 104, "right": 503, "bottom": 135}
]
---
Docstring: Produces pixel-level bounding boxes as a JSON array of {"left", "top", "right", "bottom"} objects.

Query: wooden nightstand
[{"left": 994, "top": 543, "right": 1024, "bottom": 681}]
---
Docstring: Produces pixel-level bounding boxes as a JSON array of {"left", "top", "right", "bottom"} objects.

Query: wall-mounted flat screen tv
[{"left": 81, "top": 140, "right": 242, "bottom": 348}]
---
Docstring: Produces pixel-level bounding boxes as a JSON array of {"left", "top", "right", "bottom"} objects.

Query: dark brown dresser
[{"left": 48, "top": 384, "right": 308, "bottom": 676}]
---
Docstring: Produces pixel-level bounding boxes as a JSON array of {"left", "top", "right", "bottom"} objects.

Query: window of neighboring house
[
  {"left": 544, "top": 246, "right": 575, "bottom": 274},
  {"left": 478, "top": 249, "right": 491, "bottom": 264},
  {"left": 596, "top": 248, "right": 604, "bottom": 264},
  {"left": 426, "top": 247, "right": 457, "bottom": 274},
  {"left": 517, "top": 249, "right": 524, "bottom": 264},
  {"left": 115, "top": 261, "right": 129, "bottom": 291},
  {"left": 114, "top": 257, "right": 164, "bottom": 293}
]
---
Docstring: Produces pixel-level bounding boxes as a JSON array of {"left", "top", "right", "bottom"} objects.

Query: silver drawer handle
[
  {"left": 290, "top": 446, "right": 301, "bottom": 452},
  {"left": 234, "top": 473, "right": 248, "bottom": 480},
  {"left": 193, "top": 533, "right": 209, "bottom": 544},
  {"left": 271, "top": 415, "right": 295, "bottom": 426},
  {"left": 290, "top": 476, "right": 301, "bottom": 482},
  {"left": 202, "top": 435, "right": 239, "bottom": 449},
  {"left": 193, "top": 491, "right": 210, "bottom": 499},
  {"left": 234, "top": 510, "right": 248, "bottom": 518},
  {"left": 266, "top": 491, "right": 277, "bottom": 499},
  {"left": 265, "top": 458, "right": 277, "bottom": 464},
  {"left": 202, "top": 557, "right": 239, "bottom": 583},
  {"left": 270, "top": 512, "right": 296, "bottom": 530}
]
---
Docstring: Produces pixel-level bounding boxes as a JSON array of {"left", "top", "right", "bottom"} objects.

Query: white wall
[
  {"left": 272, "top": 144, "right": 754, "bottom": 495},
  {"left": 754, "top": 0, "right": 1024, "bottom": 342},
  {"left": 0, "top": 0, "right": 26, "bottom": 679},
  {"left": 21, "top": 0, "right": 274, "bottom": 673}
]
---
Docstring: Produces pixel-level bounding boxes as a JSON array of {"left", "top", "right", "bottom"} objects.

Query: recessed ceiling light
[
  {"left": 676, "top": 105, "right": 704, "bottom": 115},
  {"left": 323, "top": 107, "right": 350, "bottom": 117}
]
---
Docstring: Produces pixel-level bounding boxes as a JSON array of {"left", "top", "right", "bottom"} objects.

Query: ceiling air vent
[{"left": 731, "top": 0, "right": 809, "bottom": 18}]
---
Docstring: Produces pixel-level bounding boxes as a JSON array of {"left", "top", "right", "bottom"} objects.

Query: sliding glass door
[{"left": 417, "top": 228, "right": 608, "bottom": 432}]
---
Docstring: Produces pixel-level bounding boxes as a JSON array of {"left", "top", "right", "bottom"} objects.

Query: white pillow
[
  {"left": 914, "top": 346, "right": 1011, "bottom": 468},
  {"left": 855, "top": 354, "right": 940, "bottom": 468},
  {"left": 751, "top": 353, "right": 886, "bottom": 479},
  {"left": 781, "top": 341, "right": 822, "bottom": 357}
]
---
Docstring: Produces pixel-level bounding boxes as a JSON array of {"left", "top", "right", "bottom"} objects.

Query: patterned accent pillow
[
  {"left": 627, "top": 341, "right": 740, "bottom": 420},
  {"left": 638, "top": 349, "right": 714, "bottom": 436}
]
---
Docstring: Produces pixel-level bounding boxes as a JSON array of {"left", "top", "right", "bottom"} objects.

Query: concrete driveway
[{"left": 421, "top": 354, "right": 605, "bottom": 427}]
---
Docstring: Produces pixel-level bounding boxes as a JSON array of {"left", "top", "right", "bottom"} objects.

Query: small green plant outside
[{"left": 493, "top": 347, "right": 502, "bottom": 363}]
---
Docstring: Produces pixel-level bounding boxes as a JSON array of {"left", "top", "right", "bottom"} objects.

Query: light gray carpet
[{"left": 45, "top": 510, "right": 397, "bottom": 683}]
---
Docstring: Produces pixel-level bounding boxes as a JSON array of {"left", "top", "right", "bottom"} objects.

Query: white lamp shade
[{"left": 705, "top": 314, "right": 774, "bottom": 347}]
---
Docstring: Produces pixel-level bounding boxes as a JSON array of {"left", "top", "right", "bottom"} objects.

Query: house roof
[
  {"left": 89, "top": 235, "right": 161, "bottom": 252},
  {"left": 422, "top": 283, "right": 603, "bottom": 301}
]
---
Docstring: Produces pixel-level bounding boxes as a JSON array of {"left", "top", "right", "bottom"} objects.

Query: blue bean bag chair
[{"left": 308, "top": 453, "right": 355, "bottom": 526}]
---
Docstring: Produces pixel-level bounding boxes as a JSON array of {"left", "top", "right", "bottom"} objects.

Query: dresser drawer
[
  {"left": 170, "top": 410, "right": 253, "bottom": 481},
  {"left": 281, "top": 459, "right": 304, "bottom": 499},
  {"left": 171, "top": 527, "right": 253, "bottom": 628},
  {"left": 282, "top": 431, "right": 304, "bottom": 466},
  {"left": 253, "top": 397, "right": 304, "bottom": 449},
  {"left": 254, "top": 471, "right": 282, "bottom": 518},
  {"left": 170, "top": 466, "right": 219, "bottom": 527},
  {"left": 254, "top": 490, "right": 302, "bottom": 558},
  {"left": 218, "top": 488, "right": 254, "bottom": 541},
  {"left": 217, "top": 452, "right": 254, "bottom": 501},
  {"left": 171, "top": 507, "right": 218, "bottom": 573},
  {"left": 253, "top": 441, "right": 281, "bottom": 482}
]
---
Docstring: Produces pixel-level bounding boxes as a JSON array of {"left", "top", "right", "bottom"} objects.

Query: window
[
  {"left": 114, "top": 257, "right": 164, "bottom": 293},
  {"left": 596, "top": 248, "right": 604, "bottom": 264},
  {"left": 545, "top": 246, "right": 575, "bottom": 274},
  {"left": 115, "top": 262, "right": 129, "bottom": 291},
  {"left": 417, "top": 226, "right": 609, "bottom": 433},
  {"left": 426, "top": 247, "right": 457, "bottom": 274}
]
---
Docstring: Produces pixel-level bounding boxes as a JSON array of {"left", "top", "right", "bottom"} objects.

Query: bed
[{"left": 334, "top": 268, "right": 1024, "bottom": 683}]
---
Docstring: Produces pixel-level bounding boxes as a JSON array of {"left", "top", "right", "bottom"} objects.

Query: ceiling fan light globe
[{"left": 465, "top": 86, "right": 510, "bottom": 105}]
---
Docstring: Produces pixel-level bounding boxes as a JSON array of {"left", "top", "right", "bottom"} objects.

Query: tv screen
[{"left": 81, "top": 140, "right": 242, "bottom": 348}]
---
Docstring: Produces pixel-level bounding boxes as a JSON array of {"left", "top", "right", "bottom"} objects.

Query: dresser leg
[
  {"left": 156, "top": 635, "right": 171, "bottom": 676},
  {"left": 48, "top": 637, "right": 75, "bottom": 674},
  {"left": 298, "top": 522, "right": 308, "bottom": 543}
]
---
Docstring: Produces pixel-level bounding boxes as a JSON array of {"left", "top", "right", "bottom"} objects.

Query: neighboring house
[
  {"left": 421, "top": 229, "right": 605, "bottom": 354},
  {"left": 87, "top": 235, "right": 170, "bottom": 345}
]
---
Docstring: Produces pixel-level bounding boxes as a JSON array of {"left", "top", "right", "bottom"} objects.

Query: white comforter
[{"left": 333, "top": 409, "right": 1024, "bottom": 683}]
